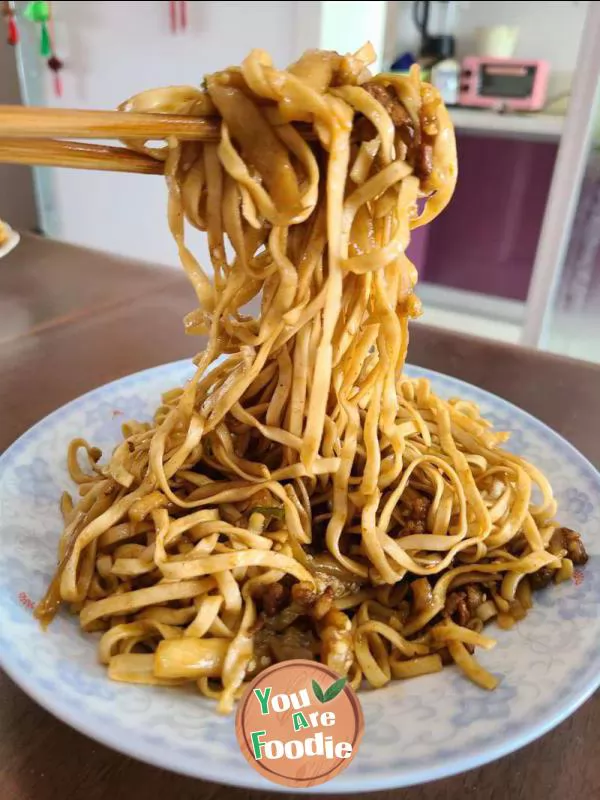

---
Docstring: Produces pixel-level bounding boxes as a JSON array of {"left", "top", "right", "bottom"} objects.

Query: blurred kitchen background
[{"left": 2, "top": 1, "right": 600, "bottom": 363}]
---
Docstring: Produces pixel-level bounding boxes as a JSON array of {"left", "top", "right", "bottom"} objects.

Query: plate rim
[
  {"left": 1, "top": 357, "right": 598, "bottom": 793},
  {"left": 0, "top": 224, "right": 20, "bottom": 259}
]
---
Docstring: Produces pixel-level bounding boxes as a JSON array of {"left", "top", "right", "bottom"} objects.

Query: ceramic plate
[{"left": 1, "top": 360, "right": 598, "bottom": 793}]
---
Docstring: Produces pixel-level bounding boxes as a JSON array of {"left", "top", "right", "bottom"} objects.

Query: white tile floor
[
  {"left": 547, "top": 312, "right": 600, "bottom": 363},
  {"left": 414, "top": 305, "right": 522, "bottom": 344},
  {"left": 415, "top": 283, "right": 523, "bottom": 345},
  {"left": 415, "top": 284, "right": 600, "bottom": 365}
]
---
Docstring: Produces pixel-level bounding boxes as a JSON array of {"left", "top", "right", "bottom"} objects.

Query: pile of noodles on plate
[{"left": 36, "top": 44, "right": 588, "bottom": 713}]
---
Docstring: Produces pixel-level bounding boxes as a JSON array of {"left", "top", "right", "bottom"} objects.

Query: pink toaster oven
[{"left": 459, "top": 57, "right": 550, "bottom": 112}]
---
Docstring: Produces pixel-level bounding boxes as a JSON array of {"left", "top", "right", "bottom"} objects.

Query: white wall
[
  {"left": 321, "top": 1, "right": 387, "bottom": 72},
  {"left": 17, "top": 1, "right": 303, "bottom": 267},
  {"left": 389, "top": 1, "right": 588, "bottom": 95},
  {"left": 15, "top": 0, "right": 396, "bottom": 266}
]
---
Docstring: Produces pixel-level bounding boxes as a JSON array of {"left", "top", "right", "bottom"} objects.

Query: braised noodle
[{"left": 36, "top": 44, "right": 588, "bottom": 713}]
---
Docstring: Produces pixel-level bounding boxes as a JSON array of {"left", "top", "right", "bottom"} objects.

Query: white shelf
[{"left": 449, "top": 107, "right": 564, "bottom": 141}]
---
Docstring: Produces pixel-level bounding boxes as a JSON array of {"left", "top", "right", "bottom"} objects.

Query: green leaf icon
[
  {"left": 311, "top": 679, "right": 325, "bottom": 703},
  {"left": 323, "top": 677, "right": 347, "bottom": 702},
  {"left": 312, "top": 676, "right": 347, "bottom": 703}
]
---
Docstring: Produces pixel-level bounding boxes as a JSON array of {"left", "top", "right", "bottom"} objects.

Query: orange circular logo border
[{"left": 235, "top": 659, "right": 364, "bottom": 788}]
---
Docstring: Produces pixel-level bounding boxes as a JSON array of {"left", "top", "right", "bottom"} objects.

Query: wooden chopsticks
[
  {"left": 0, "top": 105, "right": 220, "bottom": 141},
  {"left": 0, "top": 104, "right": 225, "bottom": 175},
  {"left": 0, "top": 139, "right": 164, "bottom": 174},
  {"left": 0, "top": 103, "right": 314, "bottom": 175}
]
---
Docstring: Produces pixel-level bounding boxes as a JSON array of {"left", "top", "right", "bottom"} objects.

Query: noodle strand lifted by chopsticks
[{"left": 36, "top": 44, "right": 588, "bottom": 713}]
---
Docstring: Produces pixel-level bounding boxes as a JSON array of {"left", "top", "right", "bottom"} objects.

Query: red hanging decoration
[
  {"left": 7, "top": 15, "right": 18, "bottom": 44},
  {"left": 169, "top": 1, "right": 187, "bottom": 34},
  {"left": 47, "top": 1, "right": 63, "bottom": 98},
  {"left": 2, "top": 1, "right": 19, "bottom": 45},
  {"left": 48, "top": 54, "right": 64, "bottom": 98}
]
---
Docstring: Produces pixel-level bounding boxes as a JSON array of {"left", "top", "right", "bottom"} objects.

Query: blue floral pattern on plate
[{"left": 0, "top": 360, "right": 598, "bottom": 793}]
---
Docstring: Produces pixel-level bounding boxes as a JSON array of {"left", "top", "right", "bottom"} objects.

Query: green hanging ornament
[
  {"left": 24, "top": 0, "right": 64, "bottom": 98},
  {"left": 39, "top": 19, "right": 50, "bottom": 55},
  {"left": 24, "top": 1, "right": 50, "bottom": 57},
  {"left": 23, "top": 1, "right": 48, "bottom": 22}
]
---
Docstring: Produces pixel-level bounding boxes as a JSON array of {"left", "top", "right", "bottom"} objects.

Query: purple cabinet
[{"left": 412, "top": 135, "right": 558, "bottom": 301}]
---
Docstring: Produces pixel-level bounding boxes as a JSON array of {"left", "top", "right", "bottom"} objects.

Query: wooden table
[{"left": 1, "top": 234, "right": 598, "bottom": 800}]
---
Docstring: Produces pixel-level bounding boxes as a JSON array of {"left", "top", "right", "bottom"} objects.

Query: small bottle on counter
[{"left": 431, "top": 56, "right": 459, "bottom": 105}]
